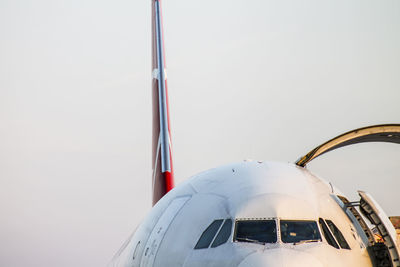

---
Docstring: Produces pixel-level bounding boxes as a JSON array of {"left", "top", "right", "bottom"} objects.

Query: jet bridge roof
[{"left": 296, "top": 124, "right": 400, "bottom": 167}]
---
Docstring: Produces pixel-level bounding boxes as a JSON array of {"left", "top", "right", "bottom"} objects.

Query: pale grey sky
[{"left": 0, "top": 0, "right": 399, "bottom": 266}]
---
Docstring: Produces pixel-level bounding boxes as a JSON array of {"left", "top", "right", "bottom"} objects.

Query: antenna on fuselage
[{"left": 151, "top": 0, "right": 174, "bottom": 205}]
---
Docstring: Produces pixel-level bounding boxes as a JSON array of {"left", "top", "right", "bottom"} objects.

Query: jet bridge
[
  {"left": 296, "top": 124, "right": 400, "bottom": 266},
  {"left": 358, "top": 191, "right": 400, "bottom": 267},
  {"left": 296, "top": 124, "right": 400, "bottom": 167},
  {"left": 334, "top": 193, "right": 400, "bottom": 267}
]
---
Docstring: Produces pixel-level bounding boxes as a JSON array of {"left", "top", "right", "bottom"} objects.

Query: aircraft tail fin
[{"left": 151, "top": 0, "right": 174, "bottom": 206}]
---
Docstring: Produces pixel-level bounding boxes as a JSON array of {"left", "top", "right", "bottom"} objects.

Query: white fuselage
[{"left": 111, "top": 161, "right": 374, "bottom": 267}]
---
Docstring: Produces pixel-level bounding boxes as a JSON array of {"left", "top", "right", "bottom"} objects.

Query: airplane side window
[
  {"left": 211, "top": 219, "right": 233, "bottom": 248},
  {"left": 194, "top": 219, "right": 223, "bottom": 249},
  {"left": 234, "top": 220, "right": 277, "bottom": 244},
  {"left": 325, "top": 220, "right": 351, "bottom": 249},
  {"left": 280, "top": 220, "right": 321, "bottom": 244},
  {"left": 319, "top": 218, "right": 340, "bottom": 249}
]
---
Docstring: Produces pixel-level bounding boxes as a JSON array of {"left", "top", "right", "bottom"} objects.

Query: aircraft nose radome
[{"left": 238, "top": 248, "right": 324, "bottom": 267}]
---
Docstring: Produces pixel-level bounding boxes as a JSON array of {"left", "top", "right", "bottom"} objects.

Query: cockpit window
[
  {"left": 194, "top": 219, "right": 233, "bottom": 249},
  {"left": 325, "top": 220, "right": 350, "bottom": 249},
  {"left": 280, "top": 220, "right": 321, "bottom": 244},
  {"left": 211, "top": 219, "right": 233, "bottom": 248},
  {"left": 234, "top": 220, "right": 277, "bottom": 244},
  {"left": 194, "top": 219, "right": 223, "bottom": 249},
  {"left": 319, "top": 218, "right": 340, "bottom": 249}
]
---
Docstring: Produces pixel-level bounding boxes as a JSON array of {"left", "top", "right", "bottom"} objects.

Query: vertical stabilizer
[{"left": 151, "top": 0, "right": 174, "bottom": 205}]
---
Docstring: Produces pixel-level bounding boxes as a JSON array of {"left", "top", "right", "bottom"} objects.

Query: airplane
[{"left": 110, "top": 0, "right": 400, "bottom": 266}]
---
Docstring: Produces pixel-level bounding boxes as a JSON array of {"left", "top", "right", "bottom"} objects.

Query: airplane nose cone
[{"left": 238, "top": 248, "right": 324, "bottom": 267}]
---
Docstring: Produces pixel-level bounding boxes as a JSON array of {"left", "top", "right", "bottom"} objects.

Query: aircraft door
[{"left": 358, "top": 191, "right": 400, "bottom": 267}]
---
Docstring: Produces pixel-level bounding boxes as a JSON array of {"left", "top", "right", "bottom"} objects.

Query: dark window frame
[
  {"left": 325, "top": 219, "right": 351, "bottom": 249},
  {"left": 279, "top": 220, "right": 322, "bottom": 244},
  {"left": 234, "top": 219, "right": 278, "bottom": 244},
  {"left": 194, "top": 219, "right": 233, "bottom": 250},
  {"left": 211, "top": 219, "right": 233, "bottom": 248},
  {"left": 194, "top": 219, "right": 223, "bottom": 249},
  {"left": 319, "top": 218, "right": 340, "bottom": 249}
]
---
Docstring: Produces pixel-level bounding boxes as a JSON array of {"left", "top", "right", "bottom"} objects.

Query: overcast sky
[{"left": 1, "top": 0, "right": 399, "bottom": 266}]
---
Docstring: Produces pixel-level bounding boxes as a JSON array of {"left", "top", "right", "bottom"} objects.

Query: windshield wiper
[
  {"left": 235, "top": 237, "right": 265, "bottom": 245},
  {"left": 293, "top": 239, "right": 320, "bottom": 245}
]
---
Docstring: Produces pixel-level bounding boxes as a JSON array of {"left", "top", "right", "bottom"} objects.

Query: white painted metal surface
[
  {"left": 111, "top": 161, "right": 378, "bottom": 267},
  {"left": 140, "top": 196, "right": 190, "bottom": 267}
]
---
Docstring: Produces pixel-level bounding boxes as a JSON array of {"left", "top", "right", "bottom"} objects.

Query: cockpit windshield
[
  {"left": 280, "top": 220, "right": 321, "bottom": 244},
  {"left": 234, "top": 219, "right": 321, "bottom": 245},
  {"left": 234, "top": 220, "right": 277, "bottom": 244}
]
